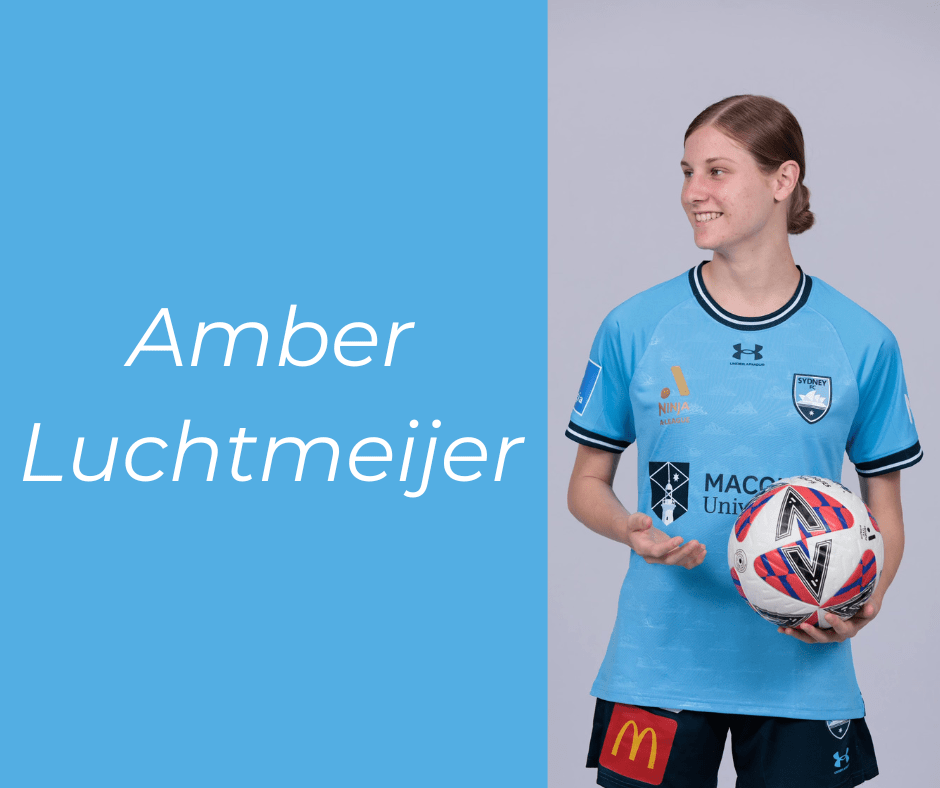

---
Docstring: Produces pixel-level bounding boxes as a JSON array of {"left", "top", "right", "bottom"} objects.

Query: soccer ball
[{"left": 728, "top": 476, "right": 883, "bottom": 629}]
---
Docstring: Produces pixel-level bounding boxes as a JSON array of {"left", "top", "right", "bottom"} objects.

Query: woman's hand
[
  {"left": 567, "top": 445, "right": 705, "bottom": 569},
  {"left": 777, "top": 598, "right": 880, "bottom": 644},
  {"left": 624, "top": 512, "right": 707, "bottom": 569}
]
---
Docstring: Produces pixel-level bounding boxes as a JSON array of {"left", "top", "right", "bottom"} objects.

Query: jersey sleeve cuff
[
  {"left": 854, "top": 441, "right": 923, "bottom": 477},
  {"left": 564, "top": 421, "right": 631, "bottom": 454}
]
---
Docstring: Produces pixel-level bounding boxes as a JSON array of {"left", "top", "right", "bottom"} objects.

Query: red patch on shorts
[{"left": 599, "top": 704, "right": 678, "bottom": 785}]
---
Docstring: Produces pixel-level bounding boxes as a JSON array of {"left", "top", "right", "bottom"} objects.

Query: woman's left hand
[{"left": 777, "top": 598, "right": 881, "bottom": 644}]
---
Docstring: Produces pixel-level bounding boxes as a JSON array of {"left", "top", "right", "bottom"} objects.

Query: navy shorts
[{"left": 586, "top": 699, "right": 878, "bottom": 788}]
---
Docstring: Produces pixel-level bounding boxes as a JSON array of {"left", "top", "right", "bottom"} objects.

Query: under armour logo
[
  {"left": 833, "top": 749, "right": 850, "bottom": 768},
  {"left": 732, "top": 343, "right": 763, "bottom": 360}
]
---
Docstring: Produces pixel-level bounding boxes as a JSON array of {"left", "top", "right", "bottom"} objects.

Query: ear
[{"left": 772, "top": 161, "right": 800, "bottom": 203}]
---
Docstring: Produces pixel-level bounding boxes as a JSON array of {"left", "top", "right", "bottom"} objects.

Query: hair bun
[{"left": 788, "top": 184, "right": 814, "bottom": 234}]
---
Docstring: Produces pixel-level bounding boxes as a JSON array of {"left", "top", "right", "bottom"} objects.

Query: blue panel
[{"left": 2, "top": 3, "right": 547, "bottom": 786}]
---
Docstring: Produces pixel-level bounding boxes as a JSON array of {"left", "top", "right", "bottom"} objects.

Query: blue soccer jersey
[{"left": 566, "top": 261, "right": 922, "bottom": 719}]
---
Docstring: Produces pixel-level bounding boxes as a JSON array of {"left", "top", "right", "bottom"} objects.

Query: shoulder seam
[
  {"left": 631, "top": 288, "right": 698, "bottom": 375},
  {"left": 804, "top": 302, "right": 861, "bottom": 402}
]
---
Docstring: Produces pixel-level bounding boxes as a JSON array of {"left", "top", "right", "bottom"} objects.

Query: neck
[{"left": 702, "top": 245, "right": 800, "bottom": 317}]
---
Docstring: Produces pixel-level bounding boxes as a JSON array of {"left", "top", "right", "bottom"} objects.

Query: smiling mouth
[{"left": 694, "top": 212, "right": 723, "bottom": 223}]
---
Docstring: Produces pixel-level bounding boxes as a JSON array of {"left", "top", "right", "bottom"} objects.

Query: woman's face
[{"left": 680, "top": 125, "right": 785, "bottom": 257}]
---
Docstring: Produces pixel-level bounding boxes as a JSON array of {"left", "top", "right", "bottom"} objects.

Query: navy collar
[{"left": 688, "top": 260, "right": 812, "bottom": 331}]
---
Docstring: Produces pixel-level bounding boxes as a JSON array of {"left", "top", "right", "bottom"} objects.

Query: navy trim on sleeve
[
  {"left": 565, "top": 421, "right": 631, "bottom": 454},
  {"left": 855, "top": 441, "right": 923, "bottom": 477}
]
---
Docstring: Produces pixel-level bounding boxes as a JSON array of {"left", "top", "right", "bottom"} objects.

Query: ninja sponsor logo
[
  {"left": 658, "top": 400, "right": 690, "bottom": 426},
  {"left": 658, "top": 365, "right": 693, "bottom": 426}
]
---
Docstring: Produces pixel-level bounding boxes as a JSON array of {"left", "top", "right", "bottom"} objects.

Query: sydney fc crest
[
  {"left": 827, "top": 720, "right": 850, "bottom": 739},
  {"left": 649, "top": 462, "right": 690, "bottom": 525},
  {"left": 793, "top": 374, "right": 831, "bottom": 424}
]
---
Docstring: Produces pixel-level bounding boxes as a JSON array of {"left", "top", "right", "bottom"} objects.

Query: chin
[{"left": 693, "top": 237, "right": 715, "bottom": 251}]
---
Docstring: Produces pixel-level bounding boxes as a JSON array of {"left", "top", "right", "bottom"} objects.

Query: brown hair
[{"left": 685, "top": 95, "right": 814, "bottom": 234}]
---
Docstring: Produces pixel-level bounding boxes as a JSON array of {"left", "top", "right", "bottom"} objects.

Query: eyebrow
[{"left": 680, "top": 157, "right": 736, "bottom": 167}]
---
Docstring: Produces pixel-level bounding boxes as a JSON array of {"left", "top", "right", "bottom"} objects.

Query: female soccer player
[{"left": 565, "top": 95, "right": 922, "bottom": 788}]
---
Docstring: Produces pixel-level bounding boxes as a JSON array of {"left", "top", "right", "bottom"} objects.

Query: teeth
[{"left": 694, "top": 212, "right": 722, "bottom": 223}]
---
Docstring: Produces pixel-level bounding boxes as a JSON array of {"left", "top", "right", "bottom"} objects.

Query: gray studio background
[{"left": 548, "top": 1, "right": 937, "bottom": 785}]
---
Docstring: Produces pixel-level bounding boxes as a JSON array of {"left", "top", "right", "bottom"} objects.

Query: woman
[{"left": 566, "top": 95, "right": 922, "bottom": 788}]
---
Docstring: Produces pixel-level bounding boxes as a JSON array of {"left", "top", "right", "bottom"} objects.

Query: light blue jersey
[{"left": 566, "top": 262, "right": 922, "bottom": 719}]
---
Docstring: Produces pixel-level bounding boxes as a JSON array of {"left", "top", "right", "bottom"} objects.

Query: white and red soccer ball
[{"left": 728, "top": 476, "right": 883, "bottom": 629}]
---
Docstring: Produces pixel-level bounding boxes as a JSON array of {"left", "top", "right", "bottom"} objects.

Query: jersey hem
[
  {"left": 836, "top": 768, "right": 879, "bottom": 788},
  {"left": 590, "top": 688, "right": 865, "bottom": 721}
]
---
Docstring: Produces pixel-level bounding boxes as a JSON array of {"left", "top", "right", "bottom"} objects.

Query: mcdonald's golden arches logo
[
  {"left": 599, "top": 704, "right": 677, "bottom": 786},
  {"left": 611, "top": 719, "right": 657, "bottom": 769}
]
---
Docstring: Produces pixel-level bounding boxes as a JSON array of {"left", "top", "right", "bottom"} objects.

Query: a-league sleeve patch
[
  {"left": 599, "top": 704, "right": 677, "bottom": 786},
  {"left": 574, "top": 359, "right": 601, "bottom": 416}
]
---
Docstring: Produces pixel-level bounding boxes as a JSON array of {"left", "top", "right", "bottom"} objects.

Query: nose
[{"left": 682, "top": 173, "right": 708, "bottom": 206}]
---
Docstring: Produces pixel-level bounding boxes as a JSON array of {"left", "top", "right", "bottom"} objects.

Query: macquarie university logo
[
  {"left": 599, "top": 704, "right": 677, "bottom": 786},
  {"left": 649, "top": 462, "right": 689, "bottom": 525},
  {"left": 793, "top": 374, "right": 831, "bottom": 423}
]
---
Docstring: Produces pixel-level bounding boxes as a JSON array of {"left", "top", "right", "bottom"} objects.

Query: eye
[
  {"left": 711, "top": 168, "right": 726, "bottom": 176},
  {"left": 682, "top": 170, "right": 692, "bottom": 179}
]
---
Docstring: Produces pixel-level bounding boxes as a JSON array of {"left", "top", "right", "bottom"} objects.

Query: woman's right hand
[{"left": 623, "top": 512, "right": 707, "bottom": 569}]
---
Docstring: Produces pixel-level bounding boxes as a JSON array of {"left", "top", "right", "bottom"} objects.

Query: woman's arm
[
  {"left": 859, "top": 471, "right": 904, "bottom": 607},
  {"left": 567, "top": 443, "right": 707, "bottom": 569}
]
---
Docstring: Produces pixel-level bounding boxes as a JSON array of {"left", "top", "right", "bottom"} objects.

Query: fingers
[
  {"left": 627, "top": 515, "right": 707, "bottom": 569},
  {"left": 643, "top": 534, "right": 684, "bottom": 558},
  {"left": 643, "top": 539, "right": 707, "bottom": 568},
  {"left": 662, "top": 540, "right": 707, "bottom": 569},
  {"left": 800, "top": 622, "right": 839, "bottom": 643},
  {"left": 777, "top": 613, "right": 863, "bottom": 644},
  {"left": 777, "top": 624, "right": 834, "bottom": 644},
  {"left": 775, "top": 597, "right": 881, "bottom": 644},
  {"left": 824, "top": 614, "right": 856, "bottom": 641}
]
